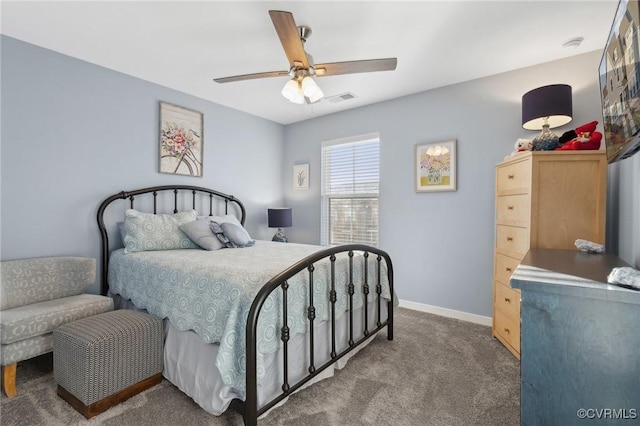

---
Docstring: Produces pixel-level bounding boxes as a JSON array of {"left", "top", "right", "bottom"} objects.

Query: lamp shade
[
  {"left": 522, "top": 84, "right": 573, "bottom": 130},
  {"left": 281, "top": 79, "right": 299, "bottom": 101},
  {"left": 267, "top": 208, "right": 292, "bottom": 228},
  {"left": 301, "top": 76, "right": 324, "bottom": 103},
  {"left": 282, "top": 79, "right": 306, "bottom": 104}
]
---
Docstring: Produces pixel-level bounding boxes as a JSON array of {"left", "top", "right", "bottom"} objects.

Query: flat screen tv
[{"left": 599, "top": 0, "right": 640, "bottom": 162}]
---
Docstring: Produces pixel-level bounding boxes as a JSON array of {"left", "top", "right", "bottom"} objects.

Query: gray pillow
[
  {"left": 221, "top": 222, "right": 255, "bottom": 247},
  {"left": 180, "top": 219, "right": 224, "bottom": 251},
  {"left": 210, "top": 221, "right": 255, "bottom": 248},
  {"left": 197, "top": 214, "right": 243, "bottom": 227},
  {"left": 210, "top": 221, "right": 233, "bottom": 248}
]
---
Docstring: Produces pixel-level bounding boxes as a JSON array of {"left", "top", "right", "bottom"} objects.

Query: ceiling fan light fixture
[
  {"left": 282, "top": 76, "right": 324, "bottom": 104},
  {"left": 281, "top": 79, "right": 300, "bottom": 101},
  {"left": 290, "top": 86, "right": 305, "bottom": 104},
  {"left": 301, "top": 76, "right": 324, "bottom": 103},
  {"left": 282, "top": 79, "right": 305, "bottom": 104},
  {"left": 307, "top": 85, "right": 324, "bottom": 103}
]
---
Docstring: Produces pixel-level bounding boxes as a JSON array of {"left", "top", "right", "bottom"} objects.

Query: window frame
[{"left": 320, "top": 133, "right": 380, "bottom": 247}]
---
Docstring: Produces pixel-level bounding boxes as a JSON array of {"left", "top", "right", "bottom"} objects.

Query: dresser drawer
[
  {"left": 496, "top": 194, "right": 530, "bottom": 227},
  {"left": 494, "top": 253, "right": 521, "bottom": 285},
  {"left": 494, "top": 280, "right": 520, "bottom": 317},
  {"left": 493, "top": 307, "right": 520, "bottom": 354},
  {"left": 496, "top": 225, "right": 530, "bottom": 258},
  {"left": 496, "top": 159, "right": 531, "bottom": 195}
]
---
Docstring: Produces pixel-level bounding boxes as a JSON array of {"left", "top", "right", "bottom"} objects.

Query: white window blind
[{"left": 321, "top": 134, "right": 380, "bottom": 247}]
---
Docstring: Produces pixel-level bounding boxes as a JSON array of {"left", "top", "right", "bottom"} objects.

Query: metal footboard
[{"left": 238, "top": 244, "right": 394, "bottom": 425}]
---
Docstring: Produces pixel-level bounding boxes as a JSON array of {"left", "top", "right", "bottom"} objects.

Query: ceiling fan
[{"left": 213, "top": 10, "right": 398, "bottom": 104}]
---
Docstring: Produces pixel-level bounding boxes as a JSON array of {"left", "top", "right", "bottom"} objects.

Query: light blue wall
[
  {"left": 0, "top": 36, "right": 285, "bottom": 294},
  {"left": 283, "top": 51, "right": 640, "bottom": 317}
]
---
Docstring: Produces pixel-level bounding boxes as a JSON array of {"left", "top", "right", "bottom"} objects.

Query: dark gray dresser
[{"left": 511, "top": 248, "right": 639, "bottom": 425}]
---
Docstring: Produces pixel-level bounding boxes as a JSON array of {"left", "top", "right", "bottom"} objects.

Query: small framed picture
[
  {"left": 415, "top": 139, "right": 457, "bottom": 192},
  {"left": 159, "top": 102, "right": 203, "bottom": 177},
  {"left": 293, "top": 164, "right": 309, "bottom": 190}
]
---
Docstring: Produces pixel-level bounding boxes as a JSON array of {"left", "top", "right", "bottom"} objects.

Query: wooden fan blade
[
  {"left": 269, "top": 10, "right": 310, "bottom": 68},
  {"left": 214, "top": 70, "right": 290, "bottom": 83},
  {"left": 315, "top": 58, "right": 397, "bottom": 77}
]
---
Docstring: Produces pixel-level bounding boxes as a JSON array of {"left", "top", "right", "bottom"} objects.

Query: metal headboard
[{"left": 96, "top": 185, "right": 246, "bottom": 295}]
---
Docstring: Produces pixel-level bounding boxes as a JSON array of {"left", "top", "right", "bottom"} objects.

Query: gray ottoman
[{"left": 53, "top": 309, "right": 163, "bottom": 418}]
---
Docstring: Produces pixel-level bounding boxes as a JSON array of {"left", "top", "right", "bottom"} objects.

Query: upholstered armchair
[{"left": 0, "top": 257, "right": 113, "bottom": 397}]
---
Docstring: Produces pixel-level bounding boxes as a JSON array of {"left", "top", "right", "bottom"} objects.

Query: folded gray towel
[
  {"left": 575, "top": 239, "right": 605, "bottom": 254},
  {"left": 607, "top": 267, "right": 640, "bottom": 290}
]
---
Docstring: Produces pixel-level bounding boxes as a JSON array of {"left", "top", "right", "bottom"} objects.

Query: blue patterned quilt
[{"left": 108, "top": 240, "right": 392, "bottom": 392}]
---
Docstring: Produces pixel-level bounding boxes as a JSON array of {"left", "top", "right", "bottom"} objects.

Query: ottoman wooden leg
[{"left": 3, "top": 364, "right": 17, "bottom": 398}]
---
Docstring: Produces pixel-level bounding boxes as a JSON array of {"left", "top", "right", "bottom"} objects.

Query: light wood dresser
[{"left": 492, "top": 151, "right": 607, "bottom": 358}]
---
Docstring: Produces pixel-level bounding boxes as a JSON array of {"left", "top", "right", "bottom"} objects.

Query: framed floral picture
[
  {"left": 159, "top": 102, "right": 203, "bottom": 177},
  {"left": 415, "top": 139, "right": 457, "bottom": 192},
  {"left": 293, "top": 164, "right": 309, "bottom": 190}
]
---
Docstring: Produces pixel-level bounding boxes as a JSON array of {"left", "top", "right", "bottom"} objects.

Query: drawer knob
[
  {"left": 506, "top": 237, "right": 513, "bottom": 242},
  {"left": 504, "top": 297, "right": 511, "bottom": 303},
  {"left": 507, "top": 174, "right": 514, "bottom": 179},
  {"left": 507, "top": 205, "right": 514, "bottom": 210},
  {"left": 504, "top": 328, "right": 510, "bottom": 334},
  {"left": 506, "top": 267, "right": 512, "bottom": 272}
]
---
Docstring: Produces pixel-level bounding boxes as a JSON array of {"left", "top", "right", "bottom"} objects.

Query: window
[{"left": 321, "top": 134, "right": 380, "bottom": 247}]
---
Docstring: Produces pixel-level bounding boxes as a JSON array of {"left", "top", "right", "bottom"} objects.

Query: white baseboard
[{"left": 399, "top": 299, "right": 492, "bottom": 327}]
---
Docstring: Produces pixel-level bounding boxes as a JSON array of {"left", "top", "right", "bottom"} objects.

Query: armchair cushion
[
  {"left": 1, "top": 257, "right": 96, "bottom": 310},
  {"left": 0, "top": 294, "right": 113, "bottom": 345}
]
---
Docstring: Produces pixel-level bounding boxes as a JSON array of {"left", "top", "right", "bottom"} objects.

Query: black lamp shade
[
  {"left": 267, "top": 208, "right": 292, "bottom": 228},
  {"left": 522, "top": 84, "right": 573, "bottom": 130}
]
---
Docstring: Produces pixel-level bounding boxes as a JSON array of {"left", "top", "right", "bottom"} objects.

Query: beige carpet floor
[{"left": 0, "top": 308, "right": 520, "bottom": 425}]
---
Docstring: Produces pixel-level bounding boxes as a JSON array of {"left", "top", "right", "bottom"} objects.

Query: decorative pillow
[
  {"left": 221, "top": 222, "right": 255, "bottom": 247},
  {"left": 179, "top": 219, "right": 225, "bottom": 251},
  {"left": 210, "top": 221, "right": 233, "bottom": 248},
  {"left": 197, "top": 214, "right": 243, "bottom": 227},
  {"left": 123, "top": 209, "right": 199, "bottom": 253},
  {"left": 210, "top": 221, "right": 255, "bottom": 248}
]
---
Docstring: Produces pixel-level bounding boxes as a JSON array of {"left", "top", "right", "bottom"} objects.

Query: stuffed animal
[
  {"left": 556, "top": 120, "right": 602, "bottom": 151},
  {"left": 515, "top": 138, "right": 533, "bottom": 152},
  {"left": 505, "top": 138, "right": 533, "bottom": 159}
]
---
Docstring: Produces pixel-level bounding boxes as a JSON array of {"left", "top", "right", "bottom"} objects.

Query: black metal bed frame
[{"left": 97, "top": 185, "right": 394, "bottom": 426}]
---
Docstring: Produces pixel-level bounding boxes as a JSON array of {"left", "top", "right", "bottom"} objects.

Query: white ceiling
[{"left": 1, "top": 1, "right": 619, "bottom": 125}]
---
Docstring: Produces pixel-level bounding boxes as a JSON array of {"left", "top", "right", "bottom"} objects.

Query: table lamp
[
  {"left": 522, "top": 84, "right": 573, "bottom": 150},
  {"left": 267, "top": 208, "right": 292, "bottom": 242}
]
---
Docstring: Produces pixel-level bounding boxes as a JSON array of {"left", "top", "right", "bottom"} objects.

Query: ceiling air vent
[{"left": 327, "top": 92, "right": 357, "bottom": 104}]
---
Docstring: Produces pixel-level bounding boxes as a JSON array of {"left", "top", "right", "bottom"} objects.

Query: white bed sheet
[{"left": 116, "top": 296, "right": 388, "bottom": 417}]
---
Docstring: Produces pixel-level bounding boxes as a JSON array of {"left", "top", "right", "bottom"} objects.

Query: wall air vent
[{"left": 327, "top": 92, "right": 357, "bottom": 104}]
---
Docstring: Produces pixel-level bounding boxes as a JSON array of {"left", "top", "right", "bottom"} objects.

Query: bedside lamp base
[{"left": 272, "top": 228, "right": 288, "bottom": 243}]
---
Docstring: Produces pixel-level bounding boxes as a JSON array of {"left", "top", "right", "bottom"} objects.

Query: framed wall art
[
  {"left": 415, "top": 139, "right": 457, "bottom": 192},
  {"left": 159, "top": 102, "right": 203, "bottom": 177},
  {"left": 293, "top": 164, "right": 309, "bottom": 190}
]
